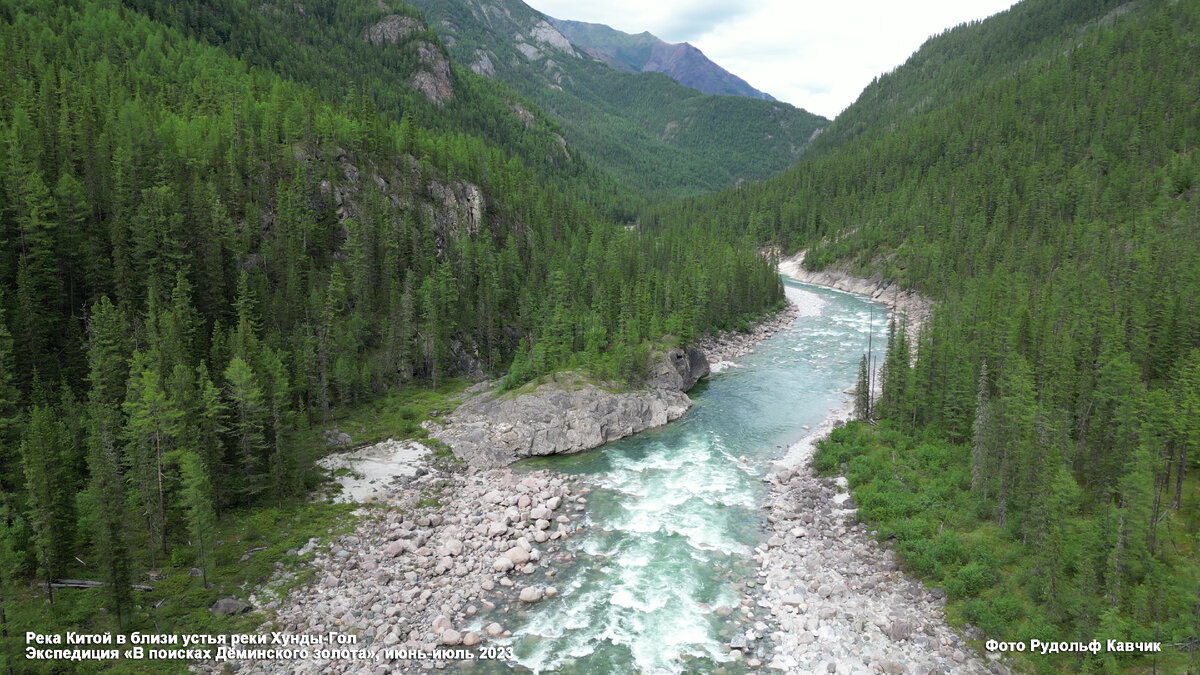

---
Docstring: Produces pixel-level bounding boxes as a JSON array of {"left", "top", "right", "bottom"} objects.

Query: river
[{"left": 473, "top": 278, "right": 883, "bottom": 674}]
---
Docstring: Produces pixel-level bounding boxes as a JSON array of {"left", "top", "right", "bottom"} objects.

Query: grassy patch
[{"left": 296, "top": 379, "right": 470, "bottom": 456}]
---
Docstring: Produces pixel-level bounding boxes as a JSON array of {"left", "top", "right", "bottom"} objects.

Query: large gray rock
[
  {"left": 210, "top": 598, "right": 252, "bottom": 616},
  {"left": 432, "top": 372, "right": 693, "bottom": 467},
  {"left": 645, "top": 346, "right": 710, "bottom": 391}
]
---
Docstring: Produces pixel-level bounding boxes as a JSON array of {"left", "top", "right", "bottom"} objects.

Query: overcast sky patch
[{"left": 525, "top": 0, "right": 1017, "bottom": 118}]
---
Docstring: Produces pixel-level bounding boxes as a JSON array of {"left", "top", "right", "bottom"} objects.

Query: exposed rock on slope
[
  {"left": 431, "top": 373, "right": 692, "bottom": 467},
  {"left": 364, "top": 15, "right": 422, "bottom": 45},
  {"left": 549, "top": 17, "right": 775, "bottom": 101},
  {"left": 432, "top": 346, "right": 709, "bottom": 467},
  {"left": 362, "top": 15, "right": 455, "bottom": 105},
  {"left": 407, "top": 42, "right": 455, "bottom": 105}
]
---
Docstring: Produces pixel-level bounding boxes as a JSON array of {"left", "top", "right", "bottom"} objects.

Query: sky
[{"left": 523, "top": 0, "right": 1017, "bottom": 119}]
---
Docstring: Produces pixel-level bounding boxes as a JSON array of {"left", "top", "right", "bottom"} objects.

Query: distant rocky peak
[{"left": 548, "top": 16, "right": 775, "bottom": 101}]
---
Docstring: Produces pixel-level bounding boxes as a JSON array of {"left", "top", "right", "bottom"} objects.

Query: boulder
[
  {"left": 504, "top": 547, "right": 531, "bottom": 566},
  {"left": 210, "top": 598, "right": 252, "bottom": 616},
  {"left": 887, "top": 619, "right": 917, "bottom": 642},
  {"left": 431, "top": 616, "right": 453, "bottom": 634},
  {"left": 645, "top": 346, "right": 710, "bottom": 392},
  {"left": 518, "top": 587, "right": 544, "bottom": 603}
]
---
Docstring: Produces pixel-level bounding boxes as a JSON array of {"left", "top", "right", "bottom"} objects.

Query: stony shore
[
  {"left": 205, "top": 462, "right": 589, "bottom": 673},
  {"left": 748, "top": 422, "right": 994, "bottom": 674},
  {"left": 779, "top": 250, "right": 932, "bottom": 344},
  {"left": 740, "top": 260, "right": 1006, "bottom": 674}
]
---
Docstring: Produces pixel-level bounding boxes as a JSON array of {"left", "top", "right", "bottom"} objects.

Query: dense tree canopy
[{"left": 0, "top": 0, "right": 783, "bottom": 648}]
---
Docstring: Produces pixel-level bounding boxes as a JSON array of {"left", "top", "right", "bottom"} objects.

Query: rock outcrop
[
  {"left": 645, "top": 345, "right": 709, "bottom": 391},
  {"left": 364, "top": 15, "right": 423, "bottom": 46},
  {"left": 362, "top": 15, "right": 455, "bottom": 105},
  {"left": 431, "top": 373, "right": 692, "bottom": 467},
  {"left": 407, "top": 42, "right": 455, "bottom": 105}
]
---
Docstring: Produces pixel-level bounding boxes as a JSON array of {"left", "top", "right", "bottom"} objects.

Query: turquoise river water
[{"left": 471, "top": 278, "right": 883, "bottom": 674}]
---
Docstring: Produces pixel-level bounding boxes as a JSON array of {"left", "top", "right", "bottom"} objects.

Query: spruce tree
[
  {"left": 20, "top": 405, "right": 71, "bottom": 602},
  {"left": 84, "top": 421, "right": 132, "bottom": 627},
  {"left": 178, "top": 451, "right": 215, "bottom": 588},
  {"left": 854, "top": 354, "right": 871, "bottom": 422},
  {"left": 224, "top": 356, "right": 267, "bottom": 502},
  {"left": 122, "top": 354, "right": 182, "bottom": 566}
]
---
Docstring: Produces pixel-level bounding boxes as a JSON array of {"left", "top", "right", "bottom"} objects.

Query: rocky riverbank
[
  {"left": 431, "top": 293, "right": 804, "bottom": 467},
  {"left": 779, "top": 250, "right": 931, "bottom": 344},
  {"left": 745, "top": 424, "right": 995, "bottom": 674},
  {"left": 696, "top": 297, "right": 802, "bottom": 371},
  {"left": 429, "top": 372, "right": 694, "bottom": 468},
  {"left": 205, "top": 461, "right": 589, "bottom": 674}
]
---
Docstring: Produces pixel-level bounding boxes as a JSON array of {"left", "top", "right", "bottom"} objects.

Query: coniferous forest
[
  {"left": 3, "top": 0, "right": 1200, "bottom": 672},
  {"left": 0, "top": 0, "right": 783, "bottom": 663},
  {"left": 648, "top": 0, "right": 1200, "bottom": 670}
]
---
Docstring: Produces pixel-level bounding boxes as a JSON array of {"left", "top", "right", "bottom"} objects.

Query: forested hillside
[
  {"left": 654, "top": 0, "right": 1200, "bottom": 670},
  {"left": 122, "top": 0, "right": 644, "bottom": 220},
  {"left": 405, "top": 0, "right": 828, "bottom": 197},
  {"left": 0, "top": 0, "right": 782, "bottom": 655}
]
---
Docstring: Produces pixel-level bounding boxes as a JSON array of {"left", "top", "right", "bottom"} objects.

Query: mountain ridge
[
  {"left": 405, "top": 0, "right": 827, "bottom": 196},
  {"left": 547, "top": 17, "right": 775, "bottom": 101}
]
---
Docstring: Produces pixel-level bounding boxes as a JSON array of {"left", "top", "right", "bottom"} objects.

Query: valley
[{"left": 0, "top": 0, "right": 1197, "bottom": 673}]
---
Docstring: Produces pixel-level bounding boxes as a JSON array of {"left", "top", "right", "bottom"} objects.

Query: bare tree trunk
[{"left": 1176, "top": 444, "right": 1187, "bottom": 509}]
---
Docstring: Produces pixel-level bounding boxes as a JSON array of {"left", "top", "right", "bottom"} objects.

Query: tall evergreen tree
[
  {"left": 122, "top": 354, "right": 182, "bottom": 567},
  {"left": 224, "top": 356, "right": 267, "bottom": 502},
  {"left": 19, "top": 405, "right": 71, "bottom": 602},
  {"left": 178, "top": 451, "right": 215, "bottom": 588}
]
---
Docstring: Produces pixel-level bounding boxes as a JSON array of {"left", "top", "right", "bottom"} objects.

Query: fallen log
[{"left": 52, "top": 579, "right": 154, "bottom": 592}]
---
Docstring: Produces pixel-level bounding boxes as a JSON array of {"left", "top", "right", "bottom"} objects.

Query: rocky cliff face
[
  {"left": 432, "top": 347, "right": 709, "bottom": 467},
  {"left": 548, "top": 18, "right": 775, "bottom": 101},
  {"left": 431, "top": 374, "right": 693, "bottom": 467},
  {"left": 645, "top": 345, "right": 710, "bottom": 391},
  {"left": 363, "top": 15, "right": 455, "bottom": 105}
]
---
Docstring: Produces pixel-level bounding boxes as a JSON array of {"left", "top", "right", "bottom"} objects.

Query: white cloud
[{"left": 525, "top": 0, "right": 1017, "bottom": 118}]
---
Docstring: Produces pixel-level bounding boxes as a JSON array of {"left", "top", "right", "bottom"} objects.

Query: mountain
[
  {"left": 805, "top": 0, "right": 1135, "bottom": 156},
  {"left": 405, "top": 0, "right": 827, "bottom": 197},
  {"left": 652, "top": 0, "right": 1200, "bottom": 670},
  {"left": 546, "top": 17, "right": 775, "bottom": 101}
]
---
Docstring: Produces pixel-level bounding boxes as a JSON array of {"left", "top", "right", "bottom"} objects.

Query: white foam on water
[
  {"left": 785, "top": 285, "right": 827, "bottom": 317},
  {"left": 506, "top": 286, "right": 886, "bottom": 674},
  {"left": 708, "top": 360, "right": 740, "bottom": 374}
]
